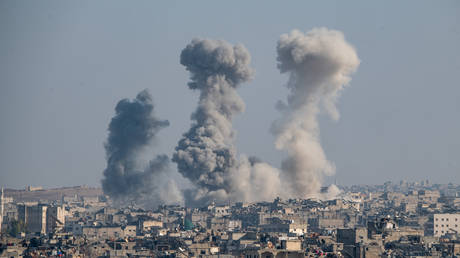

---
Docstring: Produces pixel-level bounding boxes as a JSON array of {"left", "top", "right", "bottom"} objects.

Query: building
[
  {"left": 25, "top": 186, "right": 43, "bottom": 191},
  {"left": 210, "top": 205, "right": 230, "bottom": 217},
  {"left": 82, "top": 225, "right": 137, "bottom": 239},
  {"left": 18, "top": 204, "right": 48, "bottom": 234},
  {"left": 83, "top": 225, "right": 124, "bottom": 239},
  {"left": 434, "top": 213, "right": 460, "bottom": 237},
  {"left": 17, "top": 204, "right": 66, "bottom": 235},
  {"left": 46, "top": 206, "right": 65, "bottom": 233},
  {"left": 241, "top": 246, "right": 304, "bottom": 258},
  {"left": 139, "top": 219, "right": 163, "bottom": 233},
  {"left": 337, "top": 227, "right": 368, "bottom": 245},
  {"left": 260, "top": 219, "right": 307, "bottom": 236}
]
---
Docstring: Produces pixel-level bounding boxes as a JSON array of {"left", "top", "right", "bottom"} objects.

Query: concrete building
[
  {"left": 188, "top": 242, "right": 219, "bottom": 256},
  {"left": 210, "top": 205, "right": 230, "bottom": 217},
  {"left": 83, "top": 225, "right": 123, "bottom": 239},
  {"left": 434, "top": 213, "right": 460, "bottom": 237},
  {"left": 309, "top": 217, "right": 344, "bottom": 232},
  {"left": 18, "top": 204, "right": 48, "bottom": 234},
  {"left": 260, "top": 221, "right": 307, "bottom": 236},
  {"left": 139, "top": 219, "right": 163, "bottom": 233},
  {"left": 17, "top": 204, "right": 66, "bottom": 235},
  {"left": 337, "top": 227, "right": 368, "bottom": 245},
  {"left": 62, "top": 194, "right": 79, "bottom": 204},
  {"left": 25, "top": 186, "right": 43, "bottom": 191},
  {"left": 241, "top": 246, "right": 304, "bottom": 258},
  {"left": 46, "top": 206, "right": 65, "bottom": 233},
  {"left": 82, "top": 224, "right": 136, "bottom": 239}
]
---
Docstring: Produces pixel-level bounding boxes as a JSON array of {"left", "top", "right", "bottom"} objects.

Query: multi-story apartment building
[
  {"left": 18, "top": 204, "right": 48, "bottom": 234},
  {"left": 433, "top": 213, "right": 460, "bottom": 237},
  {"left": 46, "top": 206, "right": 65, "bottom": 233}
]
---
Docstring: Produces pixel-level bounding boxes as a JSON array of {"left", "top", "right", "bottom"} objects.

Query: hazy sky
[{"left": 1, "top": 1, "right": 459, "bottom": 189}]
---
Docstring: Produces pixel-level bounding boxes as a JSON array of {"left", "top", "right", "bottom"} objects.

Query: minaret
[{"left": 0, "top": 187, "right": 3, "bottom": 234}]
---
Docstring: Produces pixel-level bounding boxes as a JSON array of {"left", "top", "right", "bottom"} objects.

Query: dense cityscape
[{"left": 1, "top": 181, "right": 459, "bottom": 257}]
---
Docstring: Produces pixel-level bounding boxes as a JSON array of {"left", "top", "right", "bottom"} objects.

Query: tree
[{"left": 7, "top": 219, "right": 27, "bottom": 237}]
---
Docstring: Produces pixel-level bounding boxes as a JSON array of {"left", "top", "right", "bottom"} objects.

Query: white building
[
  {"left": 433, "top": 213, "right": 460, "bottom": 237},
  {"left": 82, "top": 224, "right": 136, "bottom": 239},
  {"left": 46, "top": 206, "right": 66, "bottom": 233},
  {"left": 18, "top": 204, "right": 66, "bottom": 234}
]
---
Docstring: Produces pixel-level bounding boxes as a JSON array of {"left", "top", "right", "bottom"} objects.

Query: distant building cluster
[{"left": 1, "top": 182, "right": 460, "bottom": 257}]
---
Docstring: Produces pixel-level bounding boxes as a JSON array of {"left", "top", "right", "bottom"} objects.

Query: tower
[{"left": 0, "top": 187, "right": 3, "bottom": 234}]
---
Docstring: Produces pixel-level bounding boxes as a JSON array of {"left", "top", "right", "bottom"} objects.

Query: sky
[{"left": 1, "top": 1, "right": 459, "bottom": 189}]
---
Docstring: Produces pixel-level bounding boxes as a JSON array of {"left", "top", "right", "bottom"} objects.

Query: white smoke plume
[
  {"left": 228, "top": 156, "right": 283, "bottom": 203},
  {"left": 102, "top": 90, "right": 183, "bottom": 208},
  {"left": 173, "top": 39, "right": 283, "bottom": 206},
  {"left": 274, "top": 28, "right": 360, "bottom": 199},
  {"left": 323, "top": 184, "right": 342, "bottom": 200}
]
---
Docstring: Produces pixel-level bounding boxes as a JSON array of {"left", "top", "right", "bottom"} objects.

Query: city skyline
[{"left": 1, "top": 180, "right": 459, "bottom": 256}]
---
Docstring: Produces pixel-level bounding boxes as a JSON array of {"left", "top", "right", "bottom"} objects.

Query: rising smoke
[
  {"left": 102, "top": 90, "right": 183, "bottom": 207},
  {"left": 102, "top": 29, "right": 359, "bottom": 207},
  {"left": 173, "top": 39, "right": 283, "bottom": 206},
  {"left": 274, "top": 28, "right": 360, "bottom": 198}
]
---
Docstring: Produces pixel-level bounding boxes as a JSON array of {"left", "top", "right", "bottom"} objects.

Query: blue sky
[{"left": 1, "top": 1, "right": 459, "bottom": 188}]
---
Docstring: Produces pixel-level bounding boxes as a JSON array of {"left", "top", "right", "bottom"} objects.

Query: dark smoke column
[
  {"left": 173, "top": 39, "right": 254, "bottom": 206},
  {"left": 274, "top": 28, "right": 360, "bottom": 198},
  {"left": 102, "top": 90, "right": 170, "bottom": 204}
]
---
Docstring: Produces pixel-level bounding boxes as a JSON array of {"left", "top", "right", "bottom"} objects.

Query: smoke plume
[
  {"left": 102, "top": 90, "right": 182, "bottom": 207},
  {"left": 274, "top": 28, "right": 360, "bottom": 198},
  {"left": 173, "top": 39, "right": 283, "bottom": 206}
]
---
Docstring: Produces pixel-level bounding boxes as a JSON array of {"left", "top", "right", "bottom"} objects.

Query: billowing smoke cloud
[
  {"left": 228, "top": 156, "right": 283, "bottom": 203},
  {"left": 274, "top": 28, "right": 360, "bottom": 198},
  {"left": 173, "top": 39, "right": 283, "bottom": 206},
  {"left": 102, "top": 90, "right": 183, "bottom": 207},
  {"left": 323, "top": 184, "right": 342, "bottom": 200}
]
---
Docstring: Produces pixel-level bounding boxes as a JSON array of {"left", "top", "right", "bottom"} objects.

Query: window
[
  {"left": 442, "top": 225, "right": 444, "bottom": 227},
  {"left": 441, "top": 218, "right": 444, "bottom": 221},
  {"left": 436, "top": 218, "right": 438, "bottom": 221},
  {"left": 446, "top": 218, "right": 449, "bottom": 221},
  {"left": 436, "top": 224, "right": 438, "bottom": 227}
]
